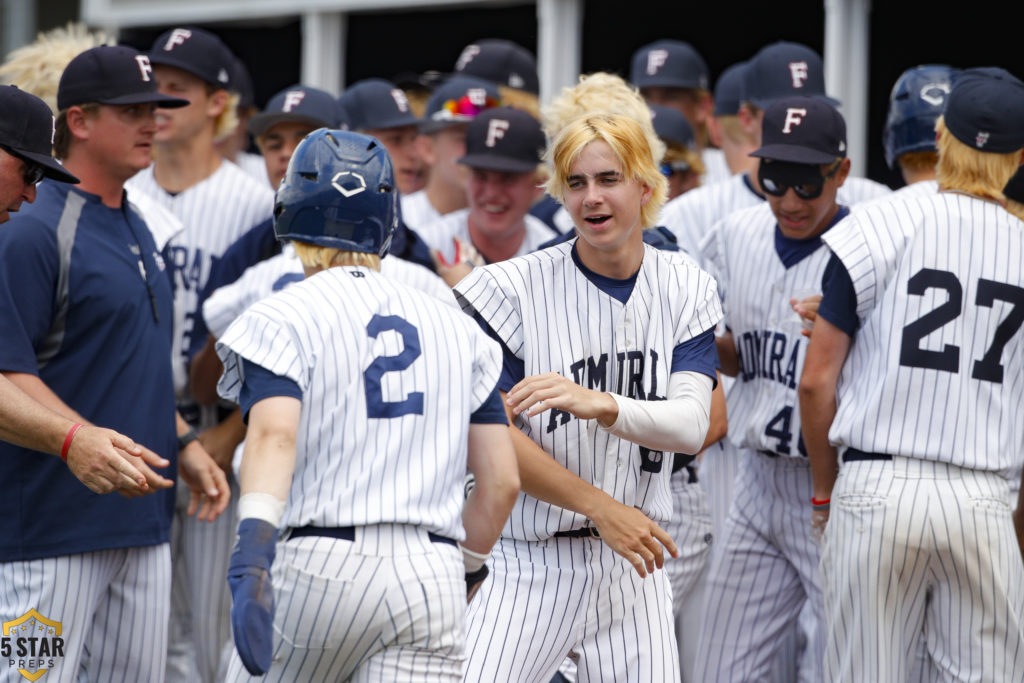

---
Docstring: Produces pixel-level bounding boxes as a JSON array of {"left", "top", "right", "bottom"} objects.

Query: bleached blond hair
[
  {"left": 0, "top": 23, "right": 112, "bottom": 113},
  {"left": 292, "top": 241, "right": 381, "bottom": 271},
  {"left": 936, "top": 117, "right": 1022, "bottom": 202},
  {"left": 542, "top": 72, "right": 666, "bottom": 165}
]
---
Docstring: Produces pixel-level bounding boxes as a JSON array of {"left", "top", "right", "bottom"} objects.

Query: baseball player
[
  {"left": 649, "top": 104, "right": 704, "bottom": 199},
  {"left": 0, "top": 45, "right": 228, "bottom": 683},
  {"left": 800, "top": 67, "right": 1024, "bottom": 682},
  {"left": 453, "top": 38, "right": 541, "bottom": 118},
  {"left": 693, "top": 96, "right": 853, "bottom": 682},
  {"left": 215, "top": 128, "right": 519, "bottom": 680},
  {"left": 629, "top": 39, "right": 729, "bottom": 186},
  {"left": 125, "top": 26, "right": 275, "bottom": 682},
  {"left": 453, "top": 112, "right": 721, "bottom": 682},
  {"left": 217, "top": 55, "right": 267, "bottom": 184},
  {"left": 402, "top": 74, "right": 501, "bottom": 230}
]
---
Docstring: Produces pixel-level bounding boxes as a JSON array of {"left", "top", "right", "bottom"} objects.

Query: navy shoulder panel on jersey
[
  {"left": 470, "top": 386, "right": 510, "bottom": 424},
  {"left": 817, "top": 252, "right": 859, "bottom": 337}
]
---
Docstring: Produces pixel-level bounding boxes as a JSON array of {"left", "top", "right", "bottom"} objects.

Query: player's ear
[
  {"left": 207, "top": 88, "right": 229, "bottom": 118},
  {"left": 834, "top": 158, "right": 852, "bottom": 187},
  {"left": 640, "top": 181, "right": 653, "bottom": 206},
  {"left": 65, "top": 106, "right": 93, "bottom": 142}
]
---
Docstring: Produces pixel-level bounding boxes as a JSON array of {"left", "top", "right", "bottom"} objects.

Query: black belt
[
  {"left": 553, "top": 527, "right": 601, "bottom": 539},
  {"left": 289, "top": 525, "right": 457, "bottom": 548},
  {"left": 843, "top": 448, "right": 893, "bottom": 463},
  {"left": 758, "top": 450, "right": 782, "bottom": 458}
]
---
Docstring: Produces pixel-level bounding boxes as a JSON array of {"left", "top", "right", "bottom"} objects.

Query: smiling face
[
  {"left": 465, "top": 166, "right": 538, "bottom": 239},
  {"left": 763, "top": 158, "right": 849, "bottom": 239},
  {"left": 564, "top": 139, "right": 650, "bottom": 256}
]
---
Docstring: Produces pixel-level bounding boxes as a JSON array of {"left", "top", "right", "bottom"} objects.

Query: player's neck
[
  {"left": 466, "top": 216, "right": 526, "bottom": 263},
  {"left": 153, "top": 133, "right": 222, "bottom": 194},
  {"left": 62, "top": 153, "right": 129, "bottom": 209},
  {"left": 575, "top": 234, "right": 644, "bottom": 280},
  {"left": 723, "top": 141, "right": 759, "bottom": 176},
  {"left": 426, "top": 179, "right": 467, "bottom": 216}
]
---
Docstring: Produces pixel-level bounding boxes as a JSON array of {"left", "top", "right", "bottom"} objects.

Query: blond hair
[
  {"left": 936, "top": 117, "right": 1021, "bottom": 201},
  {"left": 542, "top": 72, "right": 665, "bottom": 165},
  {"left": 664, "top": 141, "right": 705, "bottom": 177},
  {"left": 498, "top": 85, "right": 540, "bottom": 119},
  {"left": 1006, "top": 200, "right": 1024, "bottom": 222},
  {"left": 213, "top": 91, "right": 241, "bottom": 144},
  {"left": 717, "top": 115, "right": 758, "bottom": 148},
  {"left": 0, "top": 23, "right": 112, "bottom": 114},
  {"left": 292, "top": 241, "right": 381, "bottom": 271},
  {"left": 897, "top": 150, "right": 939, "bottom": 175},
  {"left": 547, "top": 113, "right": 668, "bottom": 229}
]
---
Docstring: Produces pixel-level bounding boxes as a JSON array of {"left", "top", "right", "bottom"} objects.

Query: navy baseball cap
[
  {"left": 230, "top": 55, "right": 255, "bottom": 110},
  {"left": 57, "top": 45, "right": 189, "bottom": 111},
  {"left": 0, "top": 85, "right": 79, "bottom": 183},
  {"left": 459, "top": 107, "right": 545, "bottom": 173},
  {"left": 454, "top": 39, "right": 540, "bottom": 95},
  {"left": 745, "top": 41, "right": 839, "bottom": 109},
  {"left": 713, "top": 61, "right": 748, "bottom": 116},
  {"left": 649, "top": 104, "right": 695, "bottom": 147},
  {"left": 630, "top": 40, "right": 709, "bottom": 91},
  {"left": 248, "top": 85, "right": 343, "bottom": 137},
  {"left": 943, "top": 67, "right": 1024, "bottom": 153},
  {"left": 338, "top": 79, "right": 420, "bottom": 131},
  {"left": 421, "top": 75, "right": 501, "bottom": 133},
  {"left": 148, "top": 27, "right": 234, "bottom": 89},
  {"left": 751, "top": 96, "right": 847, "bottom": 164}
]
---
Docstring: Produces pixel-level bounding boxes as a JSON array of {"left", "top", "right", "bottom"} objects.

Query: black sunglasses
[
  {"left": 759, "top": 159, "right": 841, "bottom": 200},
  {"left": 1, "top": 145, "right": 45, "bottom": 187}
]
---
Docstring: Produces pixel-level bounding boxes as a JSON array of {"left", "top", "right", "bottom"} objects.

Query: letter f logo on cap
[
  {"left": 788, "top": 62, "right": 809, "bottom": 88},
  {"left": 782, "top": 108, "right": 808, "bottom": 134},
  {"left": 283, "top": 91, "right": 306, "bottom": 112},
  {"left": 134, "top": 55, "right": 153, "bottom": 82},
  {"left": 164, "top": 28, "right": 192, "bottom": 51},
  {"left": 486, "top": 119, "right": 510, "bottom": 147},
  {"left": 646, "top": 50, "right": 668, "bottom": 76}
]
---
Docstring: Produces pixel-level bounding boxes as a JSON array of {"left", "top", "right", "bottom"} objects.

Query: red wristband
[
  {"left": 61, "top": 423, "right": 84, "bottom": 461},
  {"left": 811, "top": 496, "right": 830, "bottom": 506}
]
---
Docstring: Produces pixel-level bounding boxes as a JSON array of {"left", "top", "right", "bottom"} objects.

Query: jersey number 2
[
  {"left": 899, "top": 268, "right": 1024, "bottom": 383},
  {"left": 364, "top": 314, "right": 424, "bottom": 418}
]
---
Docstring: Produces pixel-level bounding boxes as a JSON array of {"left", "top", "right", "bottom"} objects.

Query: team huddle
[{"left": 1, "top": 22, "right": 1023, "bottom": 683}]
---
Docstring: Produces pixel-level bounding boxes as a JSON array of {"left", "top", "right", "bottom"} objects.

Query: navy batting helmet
[
  {"left": 273, "top": 129, "right": 398, "bottom": 257},
  {"left": 883, "top": 65, "right": 959, "bottom": 169}
]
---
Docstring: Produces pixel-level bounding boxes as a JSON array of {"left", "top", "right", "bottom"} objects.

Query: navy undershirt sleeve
[
  {"left": 238, "top": 358, "right": 303, "bottom": 423},
  {"left": 469, "top": 310, "right": 525, "bottom": 392},
  {"left": 817, "top": 253, "right": 859, "bottom": 337},
  {"left": 671, "top": 328, "right": 720, "bottom": 387},
  {"left": 470, "top": 386, "right": 510, "bottom": 424}
]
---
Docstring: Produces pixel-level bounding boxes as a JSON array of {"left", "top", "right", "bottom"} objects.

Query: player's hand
[
  {"left": 199, "top": 419, "right": 245, "bottom": 475},
  {"left": 506, "top": 372, "right": 618, "bottom": 425},
  {"left": 65, "top": 426, "right": 173, "bottom": 496},
  {"left": 178, "top": 440, "right": 230, "bottom": 521},
  {"left": 228, "top": 518, "right": 277, "bottom": 676},
  {"left": 790, "top": 295, "right": 823, "bottom": 338},
  {"left": 465, "top": 564, "right": 489, "bottom": 603},
  {"left": 811, "top": 508, "right": 829, "bottom": 543},
  {"left": 588, "top": 498, "right": 678, "bottom": 578},
  {"left": 432, "top": 238, "right": 483, "bottom": 288}
]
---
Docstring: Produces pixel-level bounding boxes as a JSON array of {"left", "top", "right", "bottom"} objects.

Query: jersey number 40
[{"left": 364, "top": 314, "right": 425, "bottom": 418}]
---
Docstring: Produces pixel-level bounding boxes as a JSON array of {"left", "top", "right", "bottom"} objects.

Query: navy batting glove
[{"left": 228, "top": 518, "right": 277, "bottom": 676}]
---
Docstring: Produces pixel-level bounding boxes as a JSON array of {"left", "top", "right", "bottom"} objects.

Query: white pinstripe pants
[
  {"left": 822, "top": 456, "right": 1024, "bottom": 682},
  {"left": 1, "top": 543, "right": 170, "bottom": 683}
]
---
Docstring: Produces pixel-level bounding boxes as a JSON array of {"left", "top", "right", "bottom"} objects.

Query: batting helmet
[
  {"left": 273, "top": 129, "right": 398, "bottom": 257},
  {"left": 883, "top": 64, "right": 959, "bottom": 169}
]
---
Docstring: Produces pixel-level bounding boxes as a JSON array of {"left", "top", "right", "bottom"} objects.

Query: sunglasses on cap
[
  {"left": 758, "top": 158, "right": 841, "bottom": 200},
  {"left": 660, "top": 161, "right": 692, "bottom": 178},
  {"left": 1, "top": 145, "right": 45, "bottom": 187},
  {"left": 442, "top": 93, "right": 501, "bottom": 118}
]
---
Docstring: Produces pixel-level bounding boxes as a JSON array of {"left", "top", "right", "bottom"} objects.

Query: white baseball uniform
[
  {"left": 216, "top": 265, "right": 504, "bottom": 681},
  {"left": 453, "top": 240, "right": 722, "bottom": 682},
  {"left": 400, "top": 189, "right": 442, "bottom": 230},
  {"left": 694, "top": 200, "right": 850, "bottom": 681},
  {"left": 127, "top": 159, "right": 274, "bottom": 683},
  {"left": 817, "top": 190, "right": 1024, "bottom": 682},
  {"left": 416, "top": 208, "right": 553, "bottom": 263},
  {"left": 701, "top": 147, "right": 732, "bottom": 186}
]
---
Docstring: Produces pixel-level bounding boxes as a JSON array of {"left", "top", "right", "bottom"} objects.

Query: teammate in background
[
  {"left": 694, "top": 96, "right": 851, "bottom": 682},
  {"left": 216, "top": 129, "right": 519, "bottom": 680},
  {"left": 629, "top": 39, "right": 729, "bottom": 185},
  {"left": 800, "top": 67, "right": 1024, "bottom": 682},
  {"left": 705, "top": 61, "right": 754, "bottom": 177},
  {"left": 0, "top": 45, "right": 228, "bottom": 683},
  {"left": 0, "top": 83, "right": 175, "bottom": 492},
  {"left": 125, "top": 26, "right": 275, "bottom": 683},
  {"left": 649, "top": 104, "right": 704, "bottom": 199},
  {"left": 454, "top": 112, "right": 721, "bottom": 682},
  {"left": 417, "top": 107, "right": 550, "bottom": 286},
  {"left": 453, "top": 38, "right": 541, "bottom": 118},
  {"left": 217, "top": 55, "right": 267, "bottom": 184},
  {"left": 402, "top": 75, "right": 501, "bottom": 230}
]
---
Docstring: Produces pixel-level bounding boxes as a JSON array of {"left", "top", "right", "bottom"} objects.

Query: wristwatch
[{"left": 177, "top": 427, "right": 199, "bottom": 451}]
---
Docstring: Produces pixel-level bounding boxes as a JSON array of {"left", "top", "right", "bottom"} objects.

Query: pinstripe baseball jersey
[
  {"left": 399, "top": 190, "right": 442, "bottom": 230},
  {"left": 416, "top": 208, "right": 553, "bottom": 263},
  {"left": 202, "top": 244, "right": 455, "bottom": 339},
  {"left": 216, "top": 266, "right": 502, "bottom": 541},
  {"left": 126, "top": 161, "right": 274, "bottom": 398},
  {"left": 702, "top": 202, "right": 845, "bottom": 457},
  {"left": 701, "top": 147, "right": 732, "bottom": 185},
  {"left": 453, "top": 241, "right": 722, "bottom": 539},
  {"left": 232, "top": 153, "right": 270, "bottom": 187},
  {"left": 822, "top": 191, "right": 1024, "bottom": 473},
  {"left": 661, "top": 172, "right": 891, "bottom": 266}
]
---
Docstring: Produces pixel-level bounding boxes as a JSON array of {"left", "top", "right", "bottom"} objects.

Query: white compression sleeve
[{"left": 600, "top": 371, "right": 713, "bottom": 454}]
